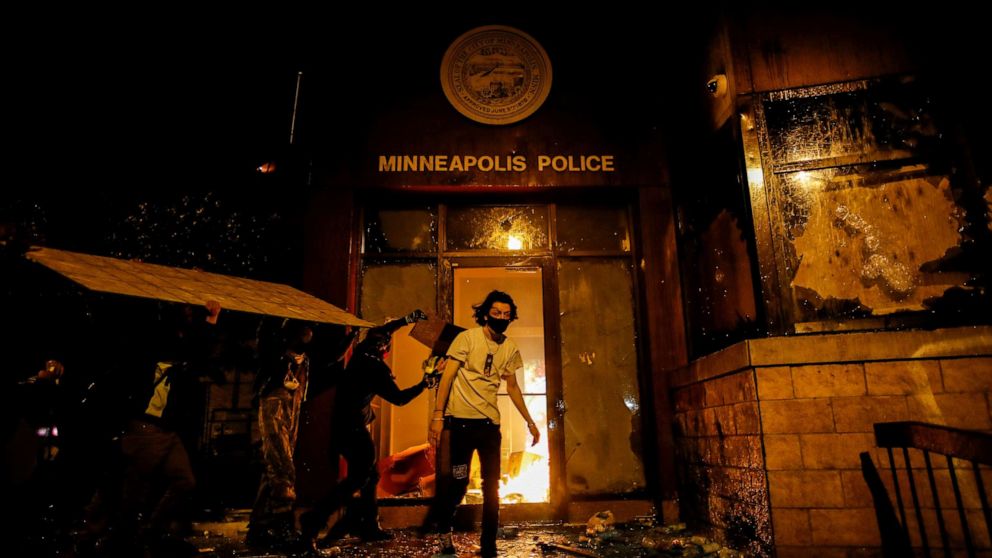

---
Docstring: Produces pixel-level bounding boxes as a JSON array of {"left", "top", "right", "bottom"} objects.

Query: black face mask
[{"left": 487, "top": 316, "right": 510, "bottom": 334}]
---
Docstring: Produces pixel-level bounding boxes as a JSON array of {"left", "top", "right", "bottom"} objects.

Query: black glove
[
  {"left": 422, "top": 371, "right": 441, "bottom": 389},
  {"left": 405, "top": 309, "right": 428, "bottom": 323}
]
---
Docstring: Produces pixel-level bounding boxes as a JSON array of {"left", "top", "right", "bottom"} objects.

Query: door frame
[{"left": 439, "top": 255, "right": 567, "bottom": 518}]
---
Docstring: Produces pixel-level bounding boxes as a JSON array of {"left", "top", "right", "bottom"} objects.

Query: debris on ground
[
  {"left": 181, "top": 511, "right": 745, "bottom": 557},
  {"left": 538, "top": 541, "right": 604, "bottom": 557},
  {"left": 585, "top": 511, "right": 616, "bottom": 536}
]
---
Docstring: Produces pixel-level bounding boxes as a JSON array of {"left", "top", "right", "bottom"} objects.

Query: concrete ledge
[{"left": 673, "top": 325, "right": 992, "bottom": 387}]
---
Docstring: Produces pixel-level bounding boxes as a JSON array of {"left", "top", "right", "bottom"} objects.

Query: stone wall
[
  {"left": 672, "top": 326, "right": 992, "bottom": 557},
  {"left": 673, "top": 369, "right": 771, "bottom": 556}
]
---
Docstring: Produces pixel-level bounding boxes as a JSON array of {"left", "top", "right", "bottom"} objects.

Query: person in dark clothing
[
  {"left": 116, "top": 300, "right": 223, "bottom": 556},
  {"left": 298, "top": 309, "right": 429, "bottom": 550}
]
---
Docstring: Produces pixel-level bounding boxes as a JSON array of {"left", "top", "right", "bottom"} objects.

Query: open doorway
[
  {"left": 359, "top": 199, "right": 645, "bottom": 510},
  {"left": 365, "top": 265, "right": 550, "bottom": 504},
  {"left": 452, "top": 266, "right": 549, "bottom": 503}
]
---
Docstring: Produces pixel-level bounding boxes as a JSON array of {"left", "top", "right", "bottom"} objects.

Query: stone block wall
[
  {"left": 672, "top": 327, "right": 992, "bottom": 557},
  {"left": 764, "top": 357, "right": 992, "bottom": 557},
  {"left": 673, "top": 370, "right": 772, "bottom": 556}
]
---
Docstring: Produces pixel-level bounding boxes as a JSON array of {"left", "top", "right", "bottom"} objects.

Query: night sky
[
  {"left": 5, "top": 4, "right": 987, "bottom": 269},
  {"left": 6, "top": 9, "right": 711, "bottom": 273},
  {"left": 10, "top": 11, "right": 691, "bottom": 191}
]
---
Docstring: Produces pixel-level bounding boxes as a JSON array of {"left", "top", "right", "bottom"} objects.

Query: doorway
[
  {"left": 451, "top": 265, "right": 549, "bottom": 503},
  {"left": 358, "top": 199, "right": 647, "bottom": 511}
]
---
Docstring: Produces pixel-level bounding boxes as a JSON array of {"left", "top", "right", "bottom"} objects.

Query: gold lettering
[
  {"left": 602, "top": 155, "right": 615, "bottom": 172},
  {"left": 378, "top": 155, "right": 397, "bottom": 172},
  {"left": 375, "top": 154, "right": 610, "bottom": 174}
]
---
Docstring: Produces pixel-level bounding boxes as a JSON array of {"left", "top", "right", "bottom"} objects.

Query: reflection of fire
[
  {"left": 465, "top": 415, "right": 550, "bottom": 505},
  {"left": 500, "top": 451, "right": 549, "bottom": 503}
]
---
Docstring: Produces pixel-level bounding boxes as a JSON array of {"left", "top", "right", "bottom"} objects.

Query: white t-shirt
[{"left": 444, "top": 327, "right": 523, "bottom": 424}]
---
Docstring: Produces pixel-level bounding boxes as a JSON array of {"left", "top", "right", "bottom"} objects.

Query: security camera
[{"left": 706, "top": 74, "right": 728, "bottom": 98}]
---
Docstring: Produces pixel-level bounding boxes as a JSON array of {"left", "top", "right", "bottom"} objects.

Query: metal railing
[{"left": 870, "top": 421, "right": 992, "bottom": 558}]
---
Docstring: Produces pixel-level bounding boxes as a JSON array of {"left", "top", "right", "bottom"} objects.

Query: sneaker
[
  {"left": 298, "top": 510, "right": 325, "bottom": 541},
  {"left": 316, "top": 514, "right": 358, "bottom": 547},
  {"left": 433, "top": 531, "right": 456, "bottom": 556}
]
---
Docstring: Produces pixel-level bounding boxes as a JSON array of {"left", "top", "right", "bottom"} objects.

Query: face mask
[{"left": 487, "top": 316, "right": 510, "bottom": 334}]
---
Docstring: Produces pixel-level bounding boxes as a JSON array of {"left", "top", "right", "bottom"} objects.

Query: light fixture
[{"left": 706, "top": 74, "right": 728, "bottom": 98}]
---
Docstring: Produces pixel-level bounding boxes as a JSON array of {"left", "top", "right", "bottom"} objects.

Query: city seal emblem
[{"left": 440, "top": 25, "right": 552, "bottom": 126}]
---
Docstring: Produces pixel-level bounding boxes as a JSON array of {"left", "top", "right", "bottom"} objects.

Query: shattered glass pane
[
  {"left": 764, "top": 78, "right": 939, "bottom": 167},
  {"left": 364, "top": 206, "right": 437, "bottom": 253},
  {"left": 558, "top": 258, "right": 644, "bottom": 495},
  {"left": 757, "top": 76, "right": 990, "bottom": 327},
  {"left": 780, "top": 166, "right": 966, "bottom": 319},
  {"left": 360, "top": 263, "right": 437, "bottom": 479},
  {"left": 556, "top": 205, "right": 631, "bottom": 253},
  {"left": 446, "top": 206, "right": 549, "bottom": 251},
  {"left": 360, "top": 262, "right": 436, "bottom": 323}
]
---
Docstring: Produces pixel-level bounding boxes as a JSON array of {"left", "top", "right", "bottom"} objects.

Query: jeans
[{"left": 426, "top": 417, "right": 501, "bottom": 555}]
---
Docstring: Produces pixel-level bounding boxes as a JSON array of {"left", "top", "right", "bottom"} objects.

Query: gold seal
[{"left": 440, "top": 25, "right": 552, "bottom": 126}]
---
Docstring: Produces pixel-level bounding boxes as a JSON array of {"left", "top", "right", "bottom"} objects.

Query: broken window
[
  {"left": 743, "top": 76, "right": 990, "bottom": 332},
  {"left": 358, "top": 199, "right": 646, "bottom": 504},
  {"left": 445, "top": 205, "right": 549, "bottom": 251},
  {"left": 556, "top": 205, "right": 631, "bottom": 253},
  {"left": 364, "top": 206, "right": 437, "bottom": 254},
  {"left": 558, "top": 258, "right": 645, "bottom": 495}
]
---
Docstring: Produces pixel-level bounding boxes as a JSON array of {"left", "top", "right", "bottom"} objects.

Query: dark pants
[
  {"left": 304, "top": 423, "right": 379, "bottom": 536},
  {"left": 120, "top": 419, "right": 196, "bottom": 536},
  {"left": 425, "top": 417, "right": 501, "bottom": 555}
]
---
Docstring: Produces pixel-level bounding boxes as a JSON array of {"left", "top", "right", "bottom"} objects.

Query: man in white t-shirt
[{"left": 423, "top": 290, "right": 539, "bottom": 558}]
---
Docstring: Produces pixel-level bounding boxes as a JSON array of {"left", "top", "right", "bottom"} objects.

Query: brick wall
[{"left": 672, "top": 327, "right": 992, "bottom": 557}]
